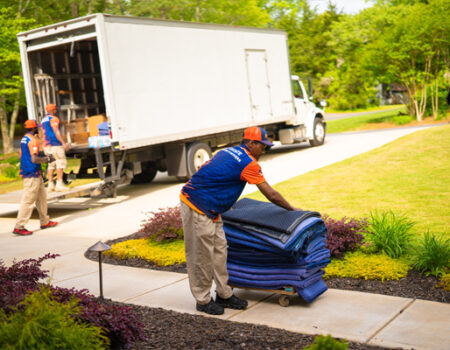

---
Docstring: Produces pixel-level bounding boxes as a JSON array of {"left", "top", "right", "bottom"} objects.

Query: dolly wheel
[{"left": 278, "top": 295, "right": 290, "bottom": 307}]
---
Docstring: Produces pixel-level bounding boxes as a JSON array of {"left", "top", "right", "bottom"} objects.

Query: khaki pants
[
  {"left": 44, "top": 145, "right": 66, "bottom": 170},
  {"left": 181, "top": 201, "right": 233, "bottom": 305},
  {"left": 15, "top": 177, "right": 49, "bottom": 229}
]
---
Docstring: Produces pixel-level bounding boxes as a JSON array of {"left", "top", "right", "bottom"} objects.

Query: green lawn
[
  {"left": 326, "top": 104, "right": 405, "bottom": 114},
  {"left": 326, "top": 108, "right": 409, "bottom": 133},
  {"left": 247, "top": 124, "right": 450, "bottom": 236}
]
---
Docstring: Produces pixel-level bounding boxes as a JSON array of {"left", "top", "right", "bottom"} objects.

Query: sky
[{"left": 309, "top": 0, "right": 375, "bottom": 14}]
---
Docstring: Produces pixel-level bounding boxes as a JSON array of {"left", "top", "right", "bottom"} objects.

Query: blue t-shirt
[
  {"left": 19, "top": 133, "right": 41, "bottom": 178},
  {"left": 180, "top": 145, "right": 265, "bottom": 219},
  {"left": 41, "top": 114, "right": 62, "bottom": 146}
]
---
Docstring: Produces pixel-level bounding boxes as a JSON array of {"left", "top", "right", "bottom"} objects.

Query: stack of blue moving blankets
[{"left": 222, "top": 198, "right": 330, "bottom": 303}]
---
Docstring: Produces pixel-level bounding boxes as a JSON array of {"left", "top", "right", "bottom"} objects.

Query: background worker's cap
[
  {"left": 24, "top": 120, "right": 37, "bottom": 129},
  {"left": 243, "top": 126, "right": 274, "bottom": 146},
  {"left": 45, "top": 103, "right": 57, "bottom": 112}
]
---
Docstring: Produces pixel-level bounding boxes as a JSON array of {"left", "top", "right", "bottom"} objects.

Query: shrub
[
  {"left": 0, "top": 287, "right": 108, "bottom": 349},
  {"left": 304, "top": 334, "right": 348, "bottom": 350},
  {"left": 437, "top": 274, "right": 450, "bottom": 292},
  {"left": 106, "top": 238, "right": 186, "bottom": 266},
  {"left": 391, "top": 114, "right": 414, "bottom": 125},
  {"left": 0, "top": 253, "right": 58, "bottom": 314},
  {"left": 141, "top": 206, "right": 183, "bottom": 241},
  {"left": 411, "top": 232, "right": 450, "bottom": 277},
  {"left": 324, "top": 251, "right": 410, "bottom": 281},
  {"left": 0, "top": 254, "right": 146, "bottom": 349},
  {"left": 323, "top": 215, "right": 366, "bottom": 258},
  {"left": 364, "top": 210, "right": 415, "bottom": 258}
]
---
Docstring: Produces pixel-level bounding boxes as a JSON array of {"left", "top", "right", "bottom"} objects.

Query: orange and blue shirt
[
  {"left": 41, "top": 114, "right": 62, "bottom": 146},
  {"left": 180, "top": 144, "right": 266, "bottom": 220},
  {"left": 19, "top": 133, "right": 41, "bottom": 178}
]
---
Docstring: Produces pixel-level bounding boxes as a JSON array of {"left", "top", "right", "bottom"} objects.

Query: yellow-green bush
[
  {"left": 437, "top": 274, "right": 450, "bottom": 292},
  {"left": 105, "top": 238, "right": 186, "bottom": 266},
  {"left": 324, "top": 251, "right": 410, "bottom": 281}
]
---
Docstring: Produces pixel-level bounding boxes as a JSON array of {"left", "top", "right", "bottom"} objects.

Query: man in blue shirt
[
  {"left": 180, "top": 126, "right": 297, "bottom": 315},
  {"left": 13, "top": 120, "right": 58, "bottom": 236}
]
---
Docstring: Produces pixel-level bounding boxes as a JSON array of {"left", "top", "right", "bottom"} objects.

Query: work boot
[
  {"left": 215, "top": 294, "right": 248, "bottom": 310},
  {"left": 47, "top": 181, "right": 55, "bottom": 192},
  {"left": 13, "top": 228, "right": 33, "bottom": 236},
  {"left": 55, "top": 182, "right": 70, "bottom": 192},
  {"left": 40, "top": 221, "right": 58, "bottom": 229},
  {"left": 196, "top": 299, "right": 224, "bottom": 315}
]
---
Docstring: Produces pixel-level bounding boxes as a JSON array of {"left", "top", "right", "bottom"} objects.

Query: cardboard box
[
  {"left": 71, "top": 132, "right": 89, "bottom": 144},
  {"left": 88, "top": 114, "right": 107, "bottom": 137}
]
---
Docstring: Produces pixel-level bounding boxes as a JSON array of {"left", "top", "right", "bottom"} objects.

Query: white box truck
[{"left": 17, "top": 14, "right": 326, "bottom": 195}]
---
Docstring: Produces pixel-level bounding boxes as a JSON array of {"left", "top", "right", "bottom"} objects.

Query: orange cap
[
  {"left": 46, "top": 103, "right": 57, "bottom": 112},
  {"left": 243, "top": 126, "right": 274, "bottom": 146},
  {"left": 24, "top": 120, "right": 37, "bottom": 129}
]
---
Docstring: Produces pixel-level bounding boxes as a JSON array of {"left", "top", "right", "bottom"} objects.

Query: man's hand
[
  {"left": 63, "top": 143, "right": 69, "bottom": 152},
  {"left": 256, "top": 182, "right": 297, "bottom": 211},
  {"left": 47, "top": 154, "right": 56, "bottom": 163}
]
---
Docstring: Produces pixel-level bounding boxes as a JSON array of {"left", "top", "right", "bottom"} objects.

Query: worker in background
[
  {"left": 180, "top": 126, "right": 299, "bottom": 315},
  {"left": 13, "top": 120, "right": 58, "bottom": 236},
  {"left": 41, "top": 103, "right": 70, "bottom": 192}
]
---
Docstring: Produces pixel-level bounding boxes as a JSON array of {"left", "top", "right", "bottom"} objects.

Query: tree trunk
[
  {"left": 71, "top": 2, "right": 79, "bottom": 18},
  {"left": 0, "top": 102, "right": 13, "bottom": 154},
  {"left": 9, "top": 91, "right": 21, "bottom": 141},
  {"left": 196, "top": 0, "right": 200, "bottom": 22}
]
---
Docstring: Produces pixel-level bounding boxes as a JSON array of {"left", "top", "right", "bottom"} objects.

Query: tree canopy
[{"left": 0, "top": 0, "right": 449, "bottom": 152}]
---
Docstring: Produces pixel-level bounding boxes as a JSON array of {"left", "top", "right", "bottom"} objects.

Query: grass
[
  {"left": 247, "top": 124, "right": 450, "bottom": 236},
  {"left": 0, "top": 158, "right": 98, "bottom": 195},
  {"left": 326, "top": 104, "right": 405, "bottom": 114},
  {"left": 326, "top": 109, "right": 411, "bottom": 133}
]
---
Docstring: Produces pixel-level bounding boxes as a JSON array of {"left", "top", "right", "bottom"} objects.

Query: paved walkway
[{"left": 1, "top": 125, "right": 448, "bottom": 350}]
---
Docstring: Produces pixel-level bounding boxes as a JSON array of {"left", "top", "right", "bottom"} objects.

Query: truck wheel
[
  {"left": 309, "top": 118, "right": 326, "bottom": 147},
  {"left": 186, "top": 142, "right": 212, "bottom": 177},
  {"left": 131, "top": 161, "right": 157, "bottom": 184}
]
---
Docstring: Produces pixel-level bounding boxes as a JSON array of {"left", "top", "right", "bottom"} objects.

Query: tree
[
  {"left": 366, "top": 1, "right": 450, "bottom": 120},
  {"left": 0, "top": 8, "right": 35, "bottom": 154}
]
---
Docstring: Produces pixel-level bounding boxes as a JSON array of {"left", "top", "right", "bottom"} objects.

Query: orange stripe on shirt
[{"left": 180, "top": 192, "right": 220, "bottom": 222}]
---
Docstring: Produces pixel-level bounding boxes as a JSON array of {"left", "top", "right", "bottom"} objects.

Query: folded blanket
[{"left": 222, "top": 198, "right": 320, "bottom": 241}]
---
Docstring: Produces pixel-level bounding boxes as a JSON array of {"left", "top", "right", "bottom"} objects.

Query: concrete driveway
[{"left": 1, "top": 124, "right": 448, "bottom": 350}]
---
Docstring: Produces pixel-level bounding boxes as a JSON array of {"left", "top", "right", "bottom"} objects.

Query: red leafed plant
[
  {"left": 0, "top": 254, "right": 145, "bottom": 349},
  {"left": 323, "top": 215, "right": 366, "bottom": 258},
  {"left": 140, "top": 206, "right": 183, "bottom": 241}
]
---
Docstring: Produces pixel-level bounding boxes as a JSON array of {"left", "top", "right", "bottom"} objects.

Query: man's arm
[
  {"left": 52, "top": 125, "right": 69, "bottom": 151},
  {"left": 256, "top": 182, "right": 297, "bottom": 211},
  {"left": 31, "top": 154, "right": 54, "bottom": 164}
]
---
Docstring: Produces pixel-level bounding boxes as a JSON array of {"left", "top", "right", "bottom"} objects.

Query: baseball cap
[
  {"left": 45, "top": 103, "right": 57, "bottom": 112},
  {"left": 243, "top": 126, "right": 274, "bottom": 146},
  {"left": 24, "top": 120, "right": 37, "bottom": 129}
]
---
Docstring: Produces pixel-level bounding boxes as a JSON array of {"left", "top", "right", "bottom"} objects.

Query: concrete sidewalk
[{"left": 1, "top": 125, "right": 448, "bottom": 349}]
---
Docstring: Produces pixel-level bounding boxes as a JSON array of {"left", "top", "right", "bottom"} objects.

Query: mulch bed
[{"left": 85, "top": 232, "right": 448, "bottom": 349}]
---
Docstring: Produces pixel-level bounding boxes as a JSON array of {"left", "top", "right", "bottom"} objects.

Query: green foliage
[
  {"left": 437, "top": 273, "right": 450, "bottom": 292},
  {"left": 0, "top": 287, "right": 108, "bottom": 350},
  {"left": 390, "top": 114, "right": 415, "bottom": 125},
  {"left": 364, "top": 211, "right": 415, "bottom": 258},
  {"left": 412, "top": 232, "right": 450, "bottom": 277},
  {"left": 304, "top": 334, "right": 348, "bottom": 350},
  {"left": 324, "top": 250, "right": 410, "bottom": 281},
  {"left": 105, "top": 238, "right": 186, "bottom": 266}
]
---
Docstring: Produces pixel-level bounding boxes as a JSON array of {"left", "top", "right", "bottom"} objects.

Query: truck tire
[
  {"left": 131, "top": 161, "right": 157, "bottom": 184},
  {"left": 177, "top": 142, "right": 212, "bottom": 182},
  {"left": 309, "top": 117, "right": 326, "bottom": 147}
]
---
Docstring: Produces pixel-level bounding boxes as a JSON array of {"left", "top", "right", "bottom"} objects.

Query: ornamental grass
[
  {"left": 324, "top": 251, "right": 410, "bottom": 281},
  {"left": 105, "top": 238, "right": 186, "bottom": 266}
]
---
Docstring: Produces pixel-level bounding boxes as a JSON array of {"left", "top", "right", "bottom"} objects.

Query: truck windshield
[{"left": 292, "top": 80, "right": 304, "bottom": 99}]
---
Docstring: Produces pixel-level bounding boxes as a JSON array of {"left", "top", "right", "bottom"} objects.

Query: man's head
[
  {"left": 24, "top": 120, "right": 38, "bottom": 134},
  {"left": 242, "top": 126, "right": 273, "bottom": 160},
  {"left": 46, "top": 103, "right": 57, "bottom": 115}
]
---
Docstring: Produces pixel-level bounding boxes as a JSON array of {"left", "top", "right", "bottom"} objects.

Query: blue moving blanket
[{"left": 223, "top": 198, "right": 330, "bottom": 302}]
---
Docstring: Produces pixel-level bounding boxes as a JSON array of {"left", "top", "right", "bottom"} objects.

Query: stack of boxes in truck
[{"left": 61, "top": 114, "right": 107, "bottom": 146}]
